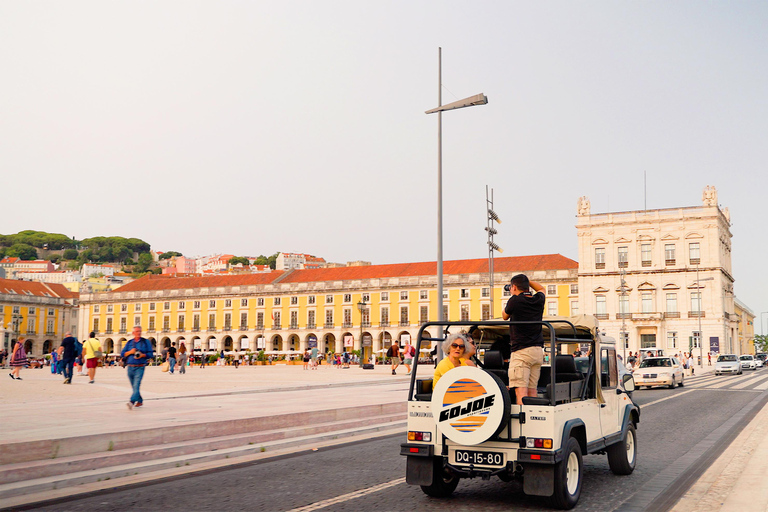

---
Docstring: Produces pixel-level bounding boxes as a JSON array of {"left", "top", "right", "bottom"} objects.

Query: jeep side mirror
[{"left": 621, "top": 373, "right": 635, "bottom": 393}]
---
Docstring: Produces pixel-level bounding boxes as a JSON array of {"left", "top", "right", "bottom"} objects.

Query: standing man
[
  {"left": 58, "top": 332, "right": 78, "bottom": 384},
  {"left": 83, "top": 332, "right": 103, "bottom": 384},
  {"left": 388, "top": 340, "right": 400, "bottom": 375},
  {"left": 120, "top": 326, "right": 154, "bottom": 409},
  {"left": 310, "top": 345, "right": 319, "bottom": 369},
  {"left": 167, "top": 342, "right": 177, "bottom": 374},
  {"left": 503, "top": 274, "right": 546, "bottom": 405}
]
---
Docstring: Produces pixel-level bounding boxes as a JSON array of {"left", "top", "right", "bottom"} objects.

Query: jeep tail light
[
  {"left": 526, "top": 438, "right": 553, "bottom": 449},
  {"left": 408, "top": 431, "right": 432, "bottom": 442}
]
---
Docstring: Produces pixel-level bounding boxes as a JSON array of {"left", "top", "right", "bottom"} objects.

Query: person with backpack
[
  {"left": 58, "top": 332, "right": 79, "bottom": 384},
  {"left": 402, "top": 342, "right": 415, "bottom": 375}
]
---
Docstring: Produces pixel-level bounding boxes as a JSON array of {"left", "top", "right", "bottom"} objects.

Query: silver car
[
  {"left": 740, "top": 354, "right": 757, "bottom": 370},
  {"left": 715, "top": 354, "right": 742, "bottom": 375}
]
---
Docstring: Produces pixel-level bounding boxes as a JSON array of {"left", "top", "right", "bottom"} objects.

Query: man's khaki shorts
[{"left": 508, "top": 346, "right": 544, "bottom": 389}]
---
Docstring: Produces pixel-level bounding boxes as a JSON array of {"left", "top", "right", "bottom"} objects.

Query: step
[
  {"left": 0, "top": 401, "right": 405, "bottom": 465},
  {"left": 0, "top": 411, "right": 405, "bottom": 485},
  {"left": 0, "top": 419, "right": 407, "bottom": 501}
]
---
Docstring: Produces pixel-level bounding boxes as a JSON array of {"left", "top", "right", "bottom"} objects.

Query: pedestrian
[
  {"left": 177, "top": 343, "right": 188, "bottom": 374},
  {"left": 310, "top": 345, "right": 319, "bottom": 370},
  {"left": 708, "top": 352, "right": 712, "bottom": 366},
  {"left": 120, "top": 326, "right": 154, "bottom": 409},
  {"left": 402, "top": 342, "right": 415, "bottom": 375},
  {"left": 58, "top": 332, "right": 78, "bottom": 384},
  {"left": 83, "top": 332, "right": 103, "bottom": 384},
  {"left": 75, "top": 337, "right": 85, "bottom": 375},
  {"left": 50, "top": 349, "right": 59, "bottom": 374},
  {"left": 200, "top": 353, "right": 207, "bottom": 369},
  {"left": 168, "top": 342, "right": 177, "bottom": 374},
  {"left": 503, "top": 274, "right": 547, "bottom": 405},
  {"left": 303, "top": 349, "right": 310, "bottom": 370},
  {"left": 0, "top": 348, "right": 7, "bottom": 368},
  {"left": 9, "top": 339, "right": 28, "bottom": 379},
  {"left": 388, "top": 341, "right": 400, "bottom": 375}
]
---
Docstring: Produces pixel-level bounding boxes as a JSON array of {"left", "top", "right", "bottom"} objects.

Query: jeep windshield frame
[{"left": 409, "top": 319, "right": 597, "bottom": 407}]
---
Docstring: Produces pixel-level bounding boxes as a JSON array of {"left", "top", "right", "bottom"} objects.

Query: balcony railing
[
  {"left": 223, "top": 326, "right": 232, "bottom": 331},
  {"left": 119, "top": 329, "right": 127, "bottom": 334},
  {"left": 192, "top": 327, "right": 200, "bottom": 332},
  {"left": 595, "top": 263, "right": 605, "bottom": 269},
  {"left": 147, "top": 328, "right": 156, "bottom": 333},
  {"left": 307, "top": 322, "right": 316, "bottom": 329},
  {"left": 290, "top": 323, "right": 299, "bottom": 329},
  {"left": 105, "top": 329, "right": 113, "bottom": 334},
  {"left": 342, "top": 322, "right": 353, "bottom": 328},
  {"left": 380, "top": 321, "right": 390, "bottom": 327},
  {"left": 616, "top": 313, "right": 631, "bottom": 319},
  {"left": 177, "top": 327, "right": 185, "bottom": 332},
  {"left": 207, "top": 327, "right": 216, "bottom": 332},
  {"left": 240, "top": 325, "right": 248, "bottom": 331},
  {"left": 688, "top": 311, "right": 706, "bottom": 318},
  {"left": 665, "top": 259, "right": 676, "bottom": 266},
  {"left": 45, "top": 331, "right": 55, "bottom": 336},
  {"left": 324, "top": 322, "right": 334, "bottom": 329},
  {"left": 631, "top": 312, "right": 663, "bottom": 321},
  {"left": 256, "top": 324, "right": 265, "bottom": 330},
  {"left": 664, "top": 312, "right": 680, "bottom": 319},
  {"left": 595, "top": 314, "right": 609, "bottom": 320},
  {"left": 399, "top": 321, "right": 409, "bottom": 326},
  {"left": 272, "top": 324, "right": 281, "bottom": 330},
  {"left": 162, "top": 328, "right": 170, "bottom": 333},
  {"left": 361, "top": 321, "right": 371, "bottom": 328}
]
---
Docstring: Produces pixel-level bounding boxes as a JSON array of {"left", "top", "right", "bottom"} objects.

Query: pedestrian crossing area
[{"left": 684, "top": 371, "right": 768, "bottom": 391}]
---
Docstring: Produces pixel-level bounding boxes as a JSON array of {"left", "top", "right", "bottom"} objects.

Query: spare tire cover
[{"left": 431, "top": 365, "right": 511, "bottom": 446}]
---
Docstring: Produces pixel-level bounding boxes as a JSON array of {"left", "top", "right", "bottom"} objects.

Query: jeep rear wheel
[
  {"left": 551, "top": 437, "right": 582, "bottom": 509},
  {"left": 420, "top": 457, "right": 460, "bottom": 498},
  {"left": 607, "top": 423, "right": 637, "bottom": 475}
]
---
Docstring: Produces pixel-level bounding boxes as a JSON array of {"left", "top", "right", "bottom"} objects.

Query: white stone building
[{"left": 576, "top": 186, "right": 740, "bottom": 361}]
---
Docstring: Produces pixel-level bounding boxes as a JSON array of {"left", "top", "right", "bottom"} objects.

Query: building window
[
  {"left": 240, "top": 312, "right": 247, "bottom": 328},
  {"left": 149, "top": 303, "right": 156, "bottom": 311},
  {"left": 380, "top": 307, "right": 389, "bottom": 326},
  {"left": 361, "top": 307, "right": 370, "bottom": 327},
  {"left": 325, "top": 309, "right": 333, "bottom": 327},
  {"left": 362, "top": 293, "right": 370, "bottom": 302},
  {"left": 641, "top": 293, "right": 653, "bottom": 313},
  {"left": 665, "top": 244, "right": 676, "bottom": 265},
  {"left": 224, "top": 313, "right": 231, "bottom": 329},
  {"left": 481, "top": 304, "right": 490, "bottom": 320},
  {"left": 163, "top": 316, "right": 170, "bottom": 331},
  {"left": 290, "top": 311, "right": 298, "bottom": 329},
  {"left": 209, "top": 300, "right": 216, "bottom": 309},
  {"left": 400, "top": 306, "right": 409, "bottom": 326},
  {"left": 224, "top": 299, "right": 232, "bottom": 308},
  {"left": 135, "top": 303, "right": 142, "bottom": 312},
  {"left": 273, "top": 297, "right": 281, "bottom": 306},
  {"left": 308, "top": 295, "right": 316, "bottom": 305},
  {"left": 93, "top": 318, "right": 99, "bottom": 332},
  {"left": 400, "top": 291, "right": 408, "bottom": 301},
  {"left": 291, "top": 296, "right": 298, "bottom": 305},
  {"left": 381, "top": 292, "right": 389, "bottom": 302},
  {"left": 208, "top": 314, "right": 215, "bottom": 329},
  {"left": 178, "top": 301, "right": 186, "bottom": 309},
  {"left": 257, "top": 298, "right": 264, "bottom": 307},
  {"left": 29, "top": 307, "right": 36, "bottom": 315},
  {"left": 164, "top": 302, "right": 170, "bottom": 310},
  {"left": 241, "top": 299, "right": 248, "bottom": 307},
  {"left": 307, "top": 310, "right": 315, "bottom": 328},
  {"left": 460, "top": 304, "right": 470, "bottom": 321},
  {"left": 193, "top": 301, "right": 200, "bottom": 309},
  {"left": 689, "top": 242, "right": 701, "bottom": 265},
  {"left": 502, "top": 287, "right": 511, "bottom": 297},
  {"left": 547, "top": 285, "right": 557, "bottom": 296},
  {"left": 343, "top": 294, "right": 352, "bottom": 303},
  {"left": 94, "top": 305, "right": 100, "bottom": 313},
  {"left": 596, "top": 295, "right": 607, "bottom": 319},
  {"left": 618, "top": 295, "right": 629, "bottom": 318},
  {"left": 690, "top": 292, "right": 702, "bottom": 314},
  {"left": 547, "top": 301, "right": 557, "bottom": 316},
  {"left": 460, "top": 289, "right": 470, "bottom": 299},
  {"left": 570, "top": 284, "right": 578, "bottom": 295},
  {"left": 481, "top": 288, "right": 490, "bottom": 298},
  {"left": 420, "top": 306, "right": 429, "bottom": 323},
  {"left": 666, "top": 293, "right": 678, "bottom": 316},
  {"left": 325, "top": 295, "right": 333, "bottom": 304},
  {"left": 640, "top": 334, "right": 656, "bottom": 349},
  {"left": 148, "top": 317, "right": 155, "bottom": 331},
  {"left": 178, "top": 315, "right": 185, "bottom": 331},
  {"left": 443, "top": 305, "right": 449, "bottom": 321},
  {"left": 107, "top": 305, "right": 113, "bottom": 313},
  {"left": 120, "top": 304, "right": 127, "bottom": 312},
  {"left": 272, "top": 311, "right": 281, "bottom": 329},
  {"left": 193, "top": 314, "right": 200, "bottom": 331},
  {"left": 691, "top": 331, "right": 702, "bottom": 348},
  {"left": 120, "top": 317, "right": 127, "bottom": 333},
  {"left": 343, "top": 308, "right": 352, "bottom": 327},
  {"left": 256, "top": 312, "right": 264, "bottom": 329},
  {"left": 641, "top": 244, "right": 652, "bottom": 267},
  {"left": 595, "top": 247, "right": 606, "bottom": 269},
  {"left": 571, "top": 301, "right": 579, "bottom": 315},
  {"left": 48, "top": 308, "right": 55, "bottom": 316},
  {"left": 106, "top": 318, "right": 113, "bottom": 333},
  {"left": 618, "top": 246, "right": 628, "bottom": 268},
  {"left": 134, "top": 316, "right": 141, "bottom": 327},
  {"left": 667, "top": 331, "right": 677, "bottom": 349}
]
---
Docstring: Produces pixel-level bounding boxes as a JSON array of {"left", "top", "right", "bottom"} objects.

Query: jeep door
[{"left": 599, "top": 347, "right": 621, "bottom": 437}]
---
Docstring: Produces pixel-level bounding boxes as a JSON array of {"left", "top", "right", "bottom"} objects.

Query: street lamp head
[{"left": 425, "top": 93, "right": 488, "bottom": 114}]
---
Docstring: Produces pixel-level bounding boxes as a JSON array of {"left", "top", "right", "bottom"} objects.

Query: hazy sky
[{"left": 2, "top": 2, "right": 767, "bottom": 330}]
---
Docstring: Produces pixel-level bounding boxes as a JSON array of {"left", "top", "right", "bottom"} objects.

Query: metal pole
[
  {"left": 436, "top": 47, "right": 444, "bottom": 360},
  {"left": 487, "top": 186, "right": 494, "bottom": 319},
  {"left": 697, "top": 264, "right": 703, "bottom": 367}
]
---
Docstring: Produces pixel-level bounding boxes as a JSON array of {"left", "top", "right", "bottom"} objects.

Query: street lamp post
[
  {"left": 425, "top": 47, "right": 488, "bottom": 360},
  {"left": 693, "top": 266, "right": 714, "bottom": 367},
  {"left": 357, "top": 300, "right": 367, "bottom": 368},
  {"left": 485, "top": 186, "right": 502, "bottom": 318}
]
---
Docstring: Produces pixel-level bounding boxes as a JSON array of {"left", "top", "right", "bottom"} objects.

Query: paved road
[{"left": 27, "top": 370, "right": 768, "bottom": 512}]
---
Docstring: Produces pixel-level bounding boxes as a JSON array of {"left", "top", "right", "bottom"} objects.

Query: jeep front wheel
[
  {"left": 420, "top": 457, "right": 460, "bottom": 498},
  {"left": 607, "top": 423, "right": 637, "bottom": 475},
  {"left": 551, "top": 437, "right": 582, "bottom": 509}
]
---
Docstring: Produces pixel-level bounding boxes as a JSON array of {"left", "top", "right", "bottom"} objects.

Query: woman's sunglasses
[{"left": 450, "top": 343, "right": 465, "bottom": 350}]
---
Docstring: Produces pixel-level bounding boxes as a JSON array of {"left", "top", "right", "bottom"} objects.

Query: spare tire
[{"left": 431, "top": 366, "right": 511, "bottom": 446}]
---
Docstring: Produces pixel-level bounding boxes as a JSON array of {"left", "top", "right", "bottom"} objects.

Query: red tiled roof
[
  {"left": 0, "top": 278, "right": 75, "bottom": 299},
  {"left": 109, "top": 254, "right": 576, "bottom": 292},
  {"left": 0, "top": 257, "right": 20, "bottom": 264}
]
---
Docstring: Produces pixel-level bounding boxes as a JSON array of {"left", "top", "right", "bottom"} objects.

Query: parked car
[
  {"left": 740, "top": 354, "right": 757, "bottom": 371},
  {"left": 755, "top": 357, "right": 764, "bottom": 369},
  {"left": 756, "top": 353, "right": 767, "bottom": 364},
  {"left": 715, "top": 354, "right": 742, "bottom": 375},
  {"left": 633, "top": 357, "right": 685, "bottom": 389}
]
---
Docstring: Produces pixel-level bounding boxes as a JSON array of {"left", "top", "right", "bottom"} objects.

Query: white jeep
[{"left": 400, "top": 316, "right": 640, "bottom": 509}]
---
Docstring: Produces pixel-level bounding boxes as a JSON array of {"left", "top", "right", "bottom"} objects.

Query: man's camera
[{"left": 503, "top": 284, "right": 511, "bottom": 292}]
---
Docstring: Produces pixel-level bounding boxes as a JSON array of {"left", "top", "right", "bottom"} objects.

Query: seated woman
[{"left": 433, "top": 332, "right": 477, "bottom": 389}]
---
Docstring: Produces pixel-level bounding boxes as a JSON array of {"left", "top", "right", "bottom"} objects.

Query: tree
[
  {"left": 267, "top": 252, "right": 279, "bottom": 270},
  {"left": 755, "top": 335, "right": 768, "bottom": 354},
  {"left": 135, "top": 252, "right": 154, "bottom": 273},
  {"left": 159, "top": 251, "right": 182, "bottom": 260},
  {"left": 47, "top": 254, "right": 62, "bottom": 264},
  {"left": 67, "top": 260, "right": 80, "bottom": 270},
  {"left": 5, "top": 243, "right": 38, "bottom": 260},
  {"left": 229, "top": 256, "right": 250, "bottom": 266},
  {"left": 62, "top": 248, "right": 79, "bottom": 260}
]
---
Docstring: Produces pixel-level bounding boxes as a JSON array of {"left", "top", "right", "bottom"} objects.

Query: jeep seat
[
  {"left": 414, "top": 378, "right": 433, "bottom": 401},
  {"left": 554, "top": 354, "right": 584, "bottom": 383},
  {"left": 482, "top": 350, "right": 509, "bottom": 387}
]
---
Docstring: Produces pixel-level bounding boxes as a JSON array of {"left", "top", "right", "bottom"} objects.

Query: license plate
[{"left": 454, "top": 449, "right": 504, "bottom": 467}]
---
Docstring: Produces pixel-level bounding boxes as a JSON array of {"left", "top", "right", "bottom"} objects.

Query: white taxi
[{"left": 633, "top": 357, "right": 685, "bottom": 389}]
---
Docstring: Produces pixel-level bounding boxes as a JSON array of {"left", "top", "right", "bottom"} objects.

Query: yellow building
[
  {"left": 78, "top": 254, "right": 579, "bottom": 359},
  {"left": 0, "top": 278, "right": 79, "bottom": 356},
  {"left": 734, "top": 298, "right": 756, "bottom": 355}
]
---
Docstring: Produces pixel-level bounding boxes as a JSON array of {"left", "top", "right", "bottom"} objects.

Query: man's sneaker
[
  {"left": 134, "top": 402, "right": 143, "bottom": 408},
  {"left": 89, "top": 380, "right": 94, "bottom": 384},
  {"left": 126, "top": 402, "right": 134, "bottom": 410},
  {"left": 392, "top": 370, "right": 396, "bottom": 375}
]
